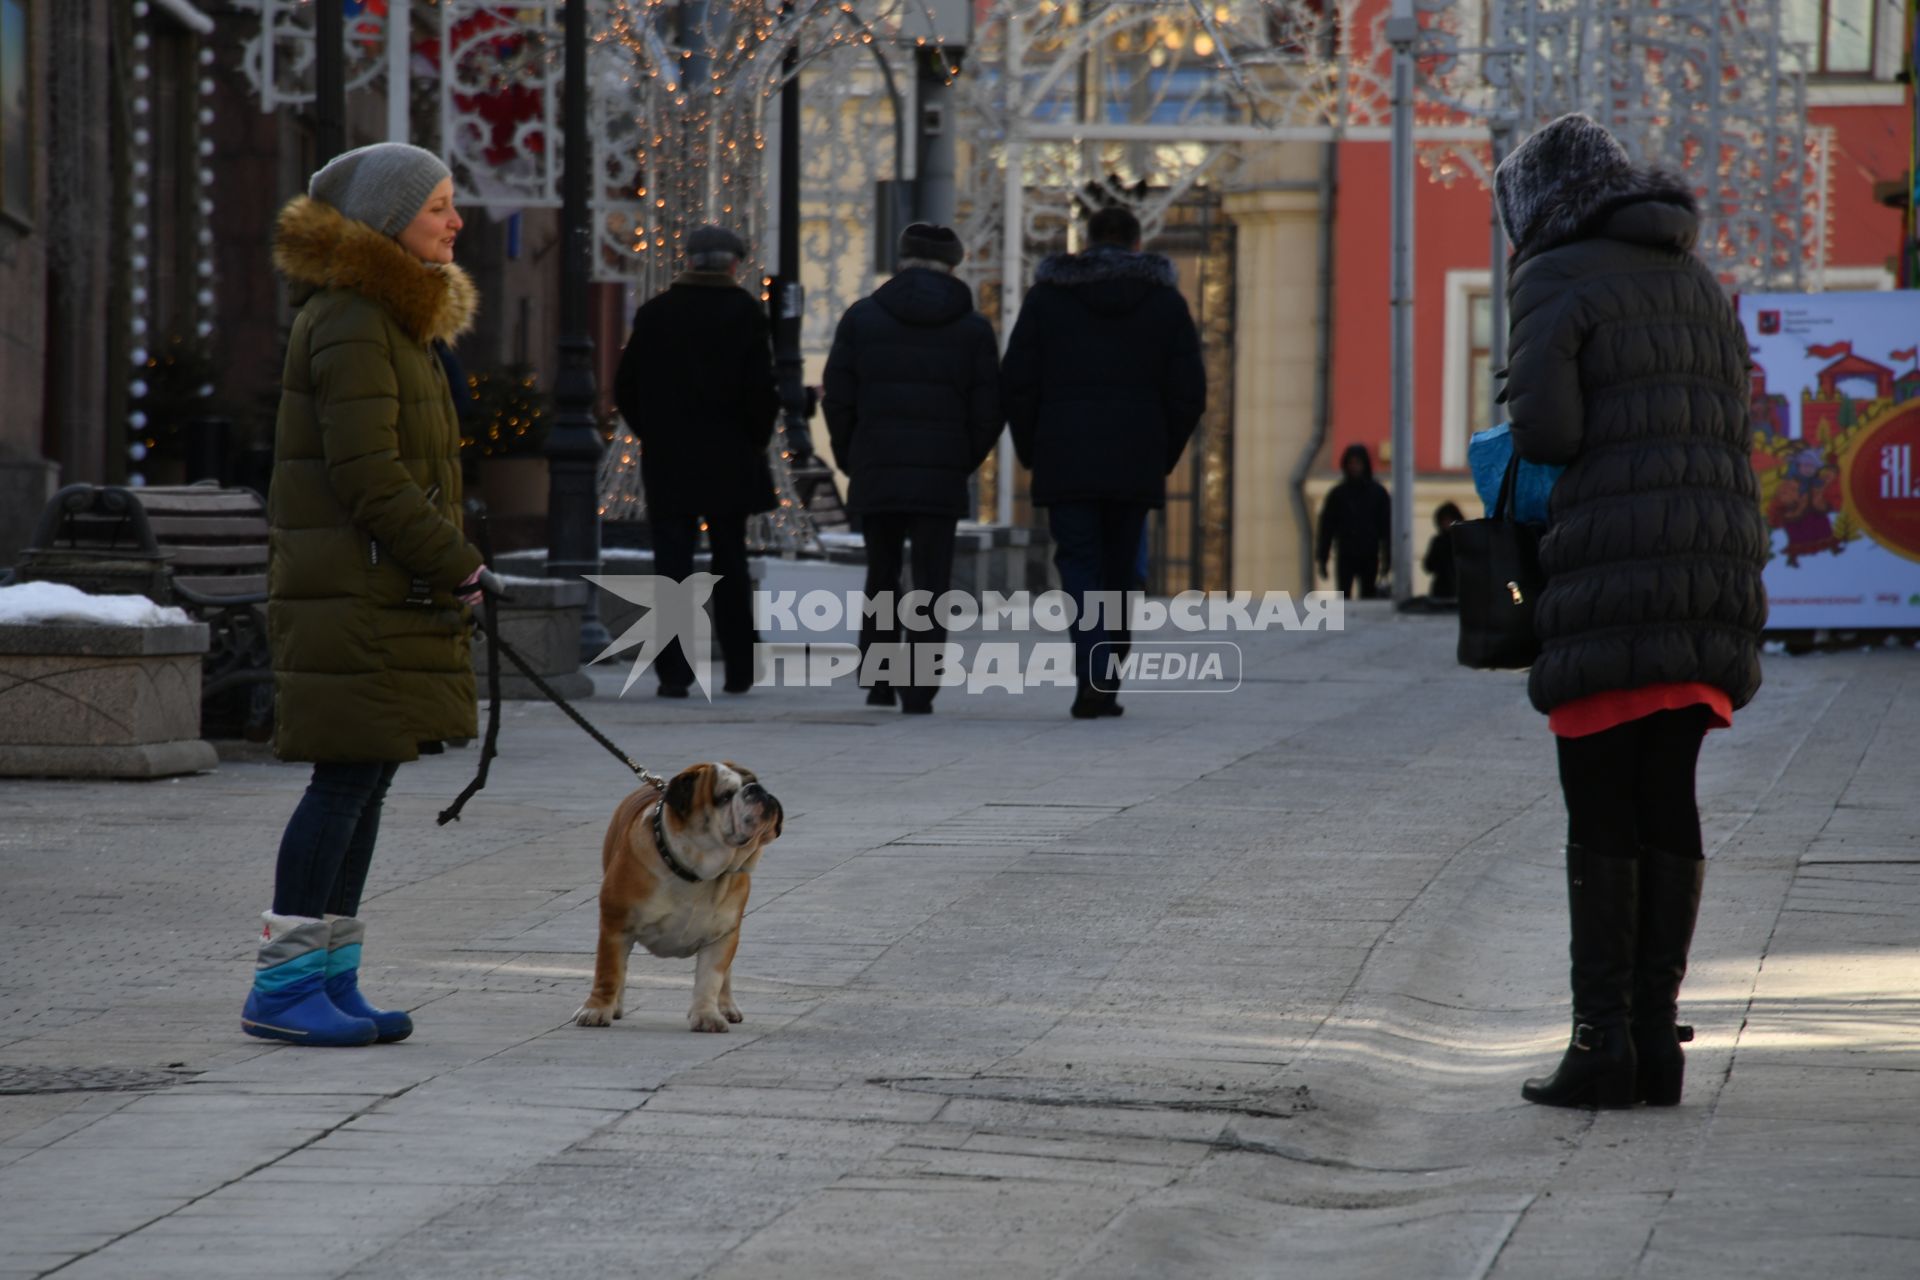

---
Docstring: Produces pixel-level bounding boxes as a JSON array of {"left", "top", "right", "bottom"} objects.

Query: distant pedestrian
[
  {"left": 256, "top": 143, "right": 496, "bottom": 1047},
  {"left": 1315, "top": 444, "right": 1391, "bottom": 598},
  {"left": 1495, "top": 114, "right": 1767, "bottom": 1110},
  {"left": 613, "top": 224, "right": 781, "bottom": 697},
  {"left": 1423, "top": 501, "right": 1463, "bottom": 600},
  {"left": 823, "top": 223, "right": 1001, "bottom": 714},
  {"left": 1003, "top": 205, "right": 1206, "bottom": 718}
]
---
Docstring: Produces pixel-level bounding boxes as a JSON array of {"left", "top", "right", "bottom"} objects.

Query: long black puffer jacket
[
  {"left": 1002, "top": 246, "right": 1206, "bottom": 508},
  {"left": 821, "top": 267, "right": 1002, "bottom": 517},
  {"left": 1501, "top": 156, "right": 1768, "bottom": 714}
]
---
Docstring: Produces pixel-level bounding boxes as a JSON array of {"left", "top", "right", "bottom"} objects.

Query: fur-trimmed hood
[
  {"left": 1495, "top": 117, "right": 1697, "bottom": 267},
  {"left": 1036, "top": 245, "right": 1177, "bottom": 288},
  {"left": 1034, "top": 245, "right": 1178, "bottom": 317},
  {"left": 273, "top": 195, "right": 478, "bottom": 345}
]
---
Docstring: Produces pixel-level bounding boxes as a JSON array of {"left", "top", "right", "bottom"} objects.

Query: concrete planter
[
  {"left": 0, "top": 622, "right": 218, "bottom": 778},
  {"left": 471, "top": 576, "right": 593, "bottom": 700}
]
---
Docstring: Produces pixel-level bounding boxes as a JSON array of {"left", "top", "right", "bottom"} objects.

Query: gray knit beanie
[
  {"left": 1493, "top": 113, "right": 1632, "bottom": 251},
  {"left": 308, "top": 143, "right": 453, "bottom": 238}
]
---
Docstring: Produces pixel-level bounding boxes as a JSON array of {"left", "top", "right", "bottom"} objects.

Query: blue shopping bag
[{"left": 1468, "top": 424, "right": 1562, "bottom": 526}]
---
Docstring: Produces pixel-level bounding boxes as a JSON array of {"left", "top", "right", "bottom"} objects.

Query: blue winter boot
[
  {"left": 324, "top": 916, "right": 414, "bottom": 1043},
  {"left": 242, "top": 913, "right": 378, "bottom": 1046}
]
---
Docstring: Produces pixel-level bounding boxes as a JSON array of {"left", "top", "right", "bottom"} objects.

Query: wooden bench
[{"left": 15, "top": 482, "right": 273, "bottom": 738}]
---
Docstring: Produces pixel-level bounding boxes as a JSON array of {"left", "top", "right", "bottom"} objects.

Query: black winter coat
[
  {"left": 613, "top": 272, "right": 781, "bottom": 517},
  {"left": 822, "top": 268, "right": 1002, "bottom": 517},
  {"left": 1503, "top": 169, "right": 1768, "bottom": 714},
  {"left": 1003, "top": 247, "right": 1206, "bottom": 508},
  {"left": 1316, "top": 445, "right": 1391, "bottom": 572}
]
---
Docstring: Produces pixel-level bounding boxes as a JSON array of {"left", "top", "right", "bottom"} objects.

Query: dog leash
[
  {"left": 438, "top": 606, "right": 665, "bottom": 824},
  {"left": 438, "top": 525, "right": 664, "bottom": 825}
]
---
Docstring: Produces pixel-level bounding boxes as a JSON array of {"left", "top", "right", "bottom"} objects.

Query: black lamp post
[
  {"left": 544, "top": 0, "right": 612, "bottom": 659},
  {"left": 767, "top": 2, "right": 812, "bottom": 462},
  {"left": 314, "top": 1, "right": 346, "bottom": 164}
]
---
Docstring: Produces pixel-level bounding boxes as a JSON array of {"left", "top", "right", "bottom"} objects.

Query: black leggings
[
  {"left": 1555, "top": 707, "right": 1709, "bottom": 861},
  {"left": 271, "top": 762, "right": 401, "bottom": 917}
]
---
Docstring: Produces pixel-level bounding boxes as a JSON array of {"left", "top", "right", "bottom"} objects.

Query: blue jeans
[
  {"left": 271, "top": 762, "right": 401, "bottom": 918},
  {"left": 1047, "top": 501, "right": 1149, "bottom": 691}
]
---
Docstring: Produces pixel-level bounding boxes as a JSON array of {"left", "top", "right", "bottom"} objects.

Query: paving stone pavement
[{"left": 1, "top": 606, "right": 1915, "bottom": 1279}]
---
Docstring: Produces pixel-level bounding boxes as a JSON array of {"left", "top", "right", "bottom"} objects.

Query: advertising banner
[{"left": 1738, "top": 291, "right": 1920, "bottom": 630}]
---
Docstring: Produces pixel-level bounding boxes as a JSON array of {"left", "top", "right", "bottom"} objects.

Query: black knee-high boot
[
  {"left": 1632, "top": 848, "right": 1705, "bottom": 1106},
  {"left": 1523, "top": 845, "right": 1639, "bottom": 1109}
]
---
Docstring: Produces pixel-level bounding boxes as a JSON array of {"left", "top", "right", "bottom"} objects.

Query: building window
[
  {"left": 1441, "top": 268, "right": 1493, "bottom": 469},
  {"left": 1467, "top": 292, "right": 1494, "bottom": 439},
  {"left": 1783, "top": 0, "right": 1876, "bottom": 77},
  {"left": 0, "top": 0, "right": 30, "bottom": 227}
]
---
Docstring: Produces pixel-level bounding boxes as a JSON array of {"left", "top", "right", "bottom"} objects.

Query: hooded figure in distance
[{"left": 823, "top": 222, "right": 1002, "bottom": 714}]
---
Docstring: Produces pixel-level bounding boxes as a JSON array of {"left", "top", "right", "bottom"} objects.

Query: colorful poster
[{"left": 1738, "top": 291, "right": 1920, "bottom": 630}]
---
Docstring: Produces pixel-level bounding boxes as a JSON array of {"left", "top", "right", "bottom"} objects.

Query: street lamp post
[
  {"left": 314, "top": 0, "right": 346, "bottom": 163},
  {"left": 1386, "top": 0, "right": 1417, "bottom": 606},
  {"left": 769, "top": 4, "right": 811, "bottom": 463},
  {"left": 544, "top": 0, "right": 612, "bottom": 659}
]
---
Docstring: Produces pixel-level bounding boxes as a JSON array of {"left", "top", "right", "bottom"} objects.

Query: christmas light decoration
[{"left": 236, "top": 1, "right": 1821, "bottom": 545}]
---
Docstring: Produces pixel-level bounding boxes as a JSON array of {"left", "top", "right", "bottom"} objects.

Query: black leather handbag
[{"left": 1450, "top": 454, "right": 1546, "bottom": 670}]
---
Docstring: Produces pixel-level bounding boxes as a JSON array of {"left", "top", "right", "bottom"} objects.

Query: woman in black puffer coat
[{"left": 1495, "top": 115, "right": 1768, "bottom": 1110}]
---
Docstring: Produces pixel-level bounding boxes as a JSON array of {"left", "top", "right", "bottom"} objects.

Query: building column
[{"left": 1222, "top": 181, "right": 1323, "bottom": 594}]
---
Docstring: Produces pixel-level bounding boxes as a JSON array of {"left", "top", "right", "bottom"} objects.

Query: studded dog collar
[{"left": 652, "top": 799, "right": 719, "bottom": 884}]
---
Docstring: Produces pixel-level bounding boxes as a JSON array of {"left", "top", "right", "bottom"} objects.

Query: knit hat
[
  {"left": 1493, "top": 113, "right": 1632, "bottom": 251},
  {"left": 899, "top": 222, "right": 964, "bottom": 268},
  {"left": 687, "top": 224, "right": 747, "bottom": 260},
  {"left": 307, "top": 143, "right": 453, "bottom": 239}
]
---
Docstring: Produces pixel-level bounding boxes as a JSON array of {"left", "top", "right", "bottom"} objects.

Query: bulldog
[{"left": 572, "top": 762, "right": 783, "bottom": 1033}]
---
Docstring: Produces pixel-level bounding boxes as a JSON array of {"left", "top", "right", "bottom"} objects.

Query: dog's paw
[
  {"left": 573, "top": 1004, "right": 614, "bottom": 1028},
  {"left": 721, "top": 1001, "right": 743, "bottom": 1024},
  {"left": 611, "top": 1004, "right": 624, "bottom": 1020},
  {"left": 687, "top": 1008, "right": 731, "bottom": 1034}
]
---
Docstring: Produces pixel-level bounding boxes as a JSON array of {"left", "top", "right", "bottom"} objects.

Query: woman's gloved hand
[{"left": 458, "top": 565, "right": 507, "bottom": 607}]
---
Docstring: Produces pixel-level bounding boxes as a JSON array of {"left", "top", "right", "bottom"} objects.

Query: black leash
[
  {"left": 438, "top": 521, "right": 661, "bottom": 826},
  {"left": 438, "top": 608, "right": 662, "bottom": 824},
  {"left": 438, "top": 586, "right": 504, "bottom": 825}
]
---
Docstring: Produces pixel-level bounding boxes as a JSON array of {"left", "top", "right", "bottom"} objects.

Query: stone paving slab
[{"left": 0, "top": 612, "right": 1915, "bottom": 1277}]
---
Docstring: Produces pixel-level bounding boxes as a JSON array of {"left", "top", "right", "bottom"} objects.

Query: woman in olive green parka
[{"left": 243, "top": 144, "right": 491, "bottom": 1049}]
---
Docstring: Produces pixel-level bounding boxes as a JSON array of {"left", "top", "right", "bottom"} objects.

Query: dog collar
[{"left": 651, "top": 801, "right": 707, "bottom": 884}]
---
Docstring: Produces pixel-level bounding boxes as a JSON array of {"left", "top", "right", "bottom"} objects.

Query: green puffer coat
[{"left": 267, "top": 195, "right": 485, "bottom": 764}]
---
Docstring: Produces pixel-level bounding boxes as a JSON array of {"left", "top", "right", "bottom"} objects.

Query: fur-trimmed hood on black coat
[
  {"left": 821, "top": 267, "right": 1002, "bottom": 518},
  {"left": 1498, "top": 118, "right": 1768, "bottom": 714},
  {"left": 1003, "top": 246, "right": 1205, "bottom": 508}
]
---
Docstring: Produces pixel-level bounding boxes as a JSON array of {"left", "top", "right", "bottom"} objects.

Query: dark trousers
[
  {"left": 1336, "top": 551, "right": 1380, "bottom": 599},
  {"left": 1555, "top": 706, "right": 1709, "bottom": 860},
  {"left": 272, "top": 762, "right": 401, "bottom": 918},
  {"left": 652, "top": 511, "right": 756, "bottom": 689},
  {"left": 1047, "top": 501, "right": 1148, "bottom": 691},
  {"left": 858, "top": 513, "right": 957, "bottom": 709}
]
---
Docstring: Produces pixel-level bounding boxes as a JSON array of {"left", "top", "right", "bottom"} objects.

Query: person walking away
[
  {"left": 1315, "top": 444, "right": 1391, "bottom": 598},
  {"left": 613, "top": 225, "right": 781, "bottom": 696},
  {"left": 1003, "top": 205, "right": 1206, "bottom": 718},
  {"left": 823, "top": 223, "right": 1001, "bottom": 714},
  {"left": 1423, "top": 501, "right": 1463, "bottom": 600},
  {"left": 254, "top": 143, "right": 497, "bottom": 1046},
  {"left": 1496, "top": 114, "right": 1767, "bottom": 1109}
]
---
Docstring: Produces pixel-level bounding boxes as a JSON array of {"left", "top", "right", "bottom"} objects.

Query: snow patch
[{"left": 0, "top": 582, "right": 193, "bottom": 628}]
